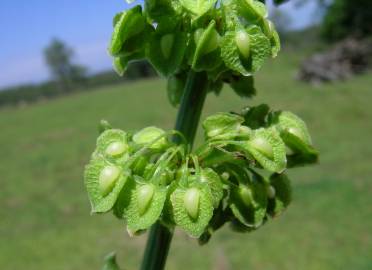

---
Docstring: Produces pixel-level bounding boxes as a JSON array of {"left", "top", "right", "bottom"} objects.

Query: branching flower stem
[{"left": 140, "top": 71, "right": 209, "bottom": 270}]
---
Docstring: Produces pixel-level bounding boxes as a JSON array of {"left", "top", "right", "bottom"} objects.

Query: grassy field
[{"left": 1, "top": 52, "right": 371, "bottom": 270}]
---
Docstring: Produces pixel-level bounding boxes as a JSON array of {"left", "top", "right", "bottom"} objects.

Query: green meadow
[{"left": 1, "top": 52, "right": 371, "bottom": 270}]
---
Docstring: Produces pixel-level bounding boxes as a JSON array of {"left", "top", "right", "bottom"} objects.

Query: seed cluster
[
  {"left": 109, "top": 0, "right": 280, "bottom": 104},
  {"left": 84, "top": 105, "right": 318, "bottom": 241}
]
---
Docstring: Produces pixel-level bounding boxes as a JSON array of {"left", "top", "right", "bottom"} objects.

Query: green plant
[{"left": 84, "top": 0, "right": 318, "bottom": 269}]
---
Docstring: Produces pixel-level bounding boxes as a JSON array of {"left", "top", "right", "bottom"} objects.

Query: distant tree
[
  {"left": 44, "top": 39, "right": 87, "bottom": 92},
  {"left": 321, "top": 0, "right": 372, "bottom": 42}
]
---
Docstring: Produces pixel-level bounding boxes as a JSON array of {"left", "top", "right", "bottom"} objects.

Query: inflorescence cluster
[
  {"left": 109, "top": 0, "right": 281, "bottom": 103},
  {"left": 84, "top": 106, "right": 318, "bottom": 242}
]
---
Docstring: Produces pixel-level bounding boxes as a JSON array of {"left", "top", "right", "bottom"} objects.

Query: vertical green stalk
[{"left": 140, "top": 71, "right": 209, "bottom": 270}]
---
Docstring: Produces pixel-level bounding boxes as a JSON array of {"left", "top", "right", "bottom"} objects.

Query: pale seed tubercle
[
  {"left": 105, "top": 141, "right": 127, "bottom": 157},
  {"left": 235, "top": 30, "right": 250, "bottom": 59},
  {"left": 99, "top": 166, "right": 121, "bottom": 196},
  {"left": 184, "top": 188, "right": 200, "bottom": 220},
  {"left": 137, "top": 184, "right": 155, "bottom": 216}
]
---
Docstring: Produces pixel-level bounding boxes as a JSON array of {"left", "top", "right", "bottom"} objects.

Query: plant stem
[{"left": 140, "top": 71, "right": 209, "bottom": 270}]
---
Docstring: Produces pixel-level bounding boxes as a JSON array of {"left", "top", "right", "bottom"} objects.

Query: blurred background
[{"left": 1, "top": 0, "right": 371, "bottom": 269}]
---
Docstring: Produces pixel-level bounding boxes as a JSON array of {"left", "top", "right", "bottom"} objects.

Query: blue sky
[{"left": 0, "top": 0, "right": 319, "bottom": 89}]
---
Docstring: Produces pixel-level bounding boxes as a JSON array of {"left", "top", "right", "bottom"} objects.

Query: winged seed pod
[
  {"left": 263, "top": 20, "right": 281, "bottom": 57},
  {"left": 171, "top": 183, "right": 214, "bottom": 237},
  {"left": 84, "top": 157, "right": 130, "bottom": 213},
  {"left": 114, "top": 178, "right": 168, "bottom": 232},
  {"left": 109, "top": 6, "right": 146, "bottom": 56},
  {"left": 147, "top": 31, "right": 187, "bottom": 76},
  {"left": 133, "top": 126, "right": 170, "bottom": 151},
  {"left": 229, "top": 177, "right": 268, "bottom": 227},
  {"left": 96, "top": 129, "right": 129, "bottom": 164},
  {"left": 192, "top": 21, "right": 222, "bottom": 71},
  {"left": 221, "top": 25, "right": 272, "bottom": 76},
  {"left": 269, "top": 111, "right": 319, "bottom": 166},
  {"left": 271, "top": 111, "right": 312, "bottom": 145},
  {"left": 242, "top": 127, "right": 286, "bottom": 173},
  {"left": 237, "top": 0, "right": 268, "bottom": 21},
  {"left": 202, "top": 112, "right": 244, "bottom": 140},
  {"left": 267, "top": 173, "right": 292, "bottom": 217}
]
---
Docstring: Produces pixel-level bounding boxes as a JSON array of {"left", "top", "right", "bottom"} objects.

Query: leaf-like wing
[{"left": 171, "top": 184, "right": 214, "bottom": 237}]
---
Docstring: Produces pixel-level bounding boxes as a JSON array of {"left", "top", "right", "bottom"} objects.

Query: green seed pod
[
  {"left": 269, "top": 111, "right": 318, "bottom": 166},
  {"left": 147, "top": 31, "right": 187, "bottom": 77},
  {"left": 250, "top": 137, "right": 274, "bottom": 159},
  {"left": 221, "top": 25, "right": 271, "bottom": 76},
  {"left": 133, "top": 126, "right": 169, "bottom": 151},
  {"left": 199, "top": 28, "right": 220, "bottom": 55},
  {"left": 235, "top": 30, "right": 251, "bottom": 59},
  {"left": 84, "top": 157, "right": 129, "bottom": 213},
  {"left": 99, "top": 165, "right": 121, "bottom": 197},
  {"left": 192, "top": 20, "right": 222, "bottom": 71},
  {"left": 96, "top": 129, "right": 129, "bottom": 164},
  {"left": 244, "top": 128, "right": 287, "bottom": 173},
  {"left": 171, "top": 184, "right": 214, "bottom": 238},
  {"left": 271, "top": 111, "right": 312, "bottom": 145},
  {"left": 137, "top": 184, "right": 155, "bottom": 216},
  {"left": 161, "top": 33, "right": 174, "bottom": 59},
  {"left": 267, "top": 173, "right": 292, "bottom": 217},
  {"left": 236, "top": 0, "right": 268, "bottom": 22},
  {"left": 114, "top": 179, "right": 167, "bottom": 232},
  {"left": 243, "top": 127, "right": 286, "bottom": 173},
  {"left": 184, "top": 188, "right": 200, "bottom": 220},
  {"left": 202, "top": 112, "right": 244, "bottom": 139},
  {"left": 109, "top": 6, "right": 146, "bottom": 56},
  {"left": 229, "top": 177, "right": 268, "bottom": 227}
]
